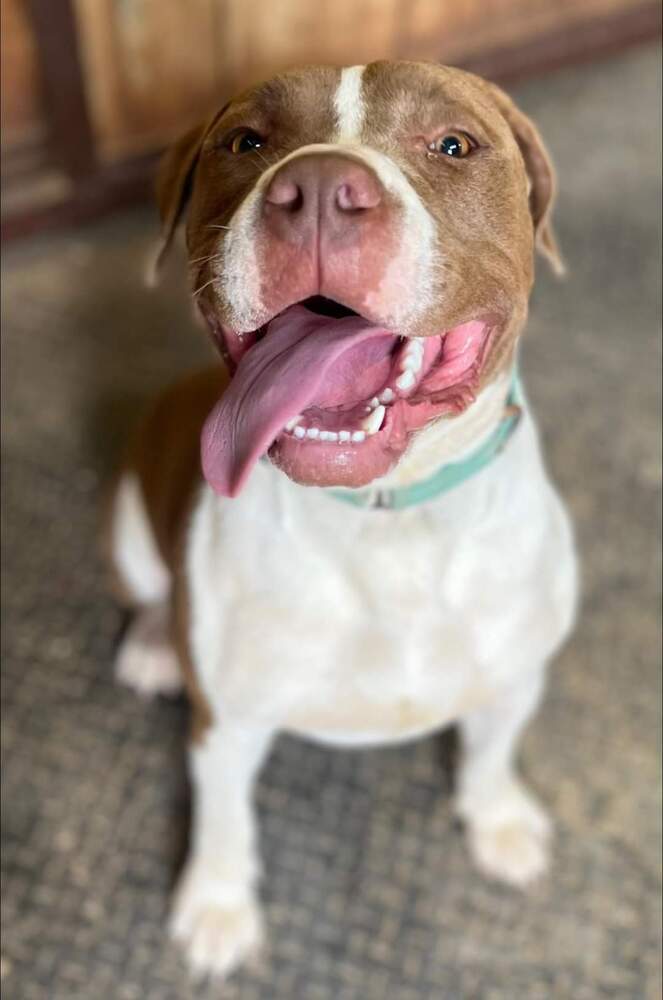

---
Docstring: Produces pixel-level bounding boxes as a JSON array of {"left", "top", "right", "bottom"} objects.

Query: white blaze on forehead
[{"left": 334, "top": 66, "right": 366, "bottom": 141}]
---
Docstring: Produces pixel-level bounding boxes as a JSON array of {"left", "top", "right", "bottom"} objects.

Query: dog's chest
[{"left": 188, "top": 425, "right": 573, "bottom": 743}]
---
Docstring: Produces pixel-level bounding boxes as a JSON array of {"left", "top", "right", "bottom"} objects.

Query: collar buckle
[{"left": 370, "top": 489, "right": 396, "bottom": 510}]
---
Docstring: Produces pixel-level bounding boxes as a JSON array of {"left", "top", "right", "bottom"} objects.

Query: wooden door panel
[
  {"left": 73, "top": 0, "right": 220, "bottom": 160},
  {"left": 2, "top": 0, "right": 658, "bottom": 237},
  {"left": 214, "top": 0, "right": 648, "bottom": 90},
  {"left": 72, "top": 0, "right": 651, "bottom": 159},
  {"left": 1, "top": 0, "right": 44, "bottom": 146}
]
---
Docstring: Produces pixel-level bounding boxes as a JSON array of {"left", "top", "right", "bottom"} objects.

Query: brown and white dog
[{"left": 108, "top": 62, "right": 577, "bottom": 979}]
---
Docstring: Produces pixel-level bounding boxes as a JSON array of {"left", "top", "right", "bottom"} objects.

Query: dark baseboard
[
  {"left": 2, "top": 1, "right": 660, "bottom": 242},
  {"left": 1, "top": 151, "right": 160, "bottom": 241}
]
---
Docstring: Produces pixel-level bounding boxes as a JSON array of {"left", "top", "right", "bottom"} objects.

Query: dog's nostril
[
  {"left": 265, "top": 178, "right": 303, "bottom": 210},
  {"left": 336, "top": 184, "right": 358, "bottom": 212},
  {"left": 335, "top": 180, "right": 381, "bottom": 212}
]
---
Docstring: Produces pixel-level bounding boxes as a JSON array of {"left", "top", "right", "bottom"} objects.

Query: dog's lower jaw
[{"left": 375, "top": 367, "right": 514, "bottom": 489}]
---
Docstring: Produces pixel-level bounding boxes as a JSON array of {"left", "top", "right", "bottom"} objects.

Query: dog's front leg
[
  {"left": 455, "top": 666, "right": 552, "bottom": 888},
  {"left": 170, "top": 721, "right": 273, "bottom": 980}
]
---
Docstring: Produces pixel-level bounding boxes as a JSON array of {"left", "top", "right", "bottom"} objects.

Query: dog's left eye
[
  {"left": 228, "top": 129, "right": 265, "bottom": 154},
  {"left": 428, "top": 132, "right": 477, "bottom": 158}
]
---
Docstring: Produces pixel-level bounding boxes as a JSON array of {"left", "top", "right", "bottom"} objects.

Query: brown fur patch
[{"left": 107, "top": 366, "right": 229, "bottom": 740}]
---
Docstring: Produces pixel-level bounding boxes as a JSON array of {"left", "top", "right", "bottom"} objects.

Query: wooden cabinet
[
  {"left": 73, "top": 0, "right": 221, "bottom": 161},
  {"left": 1, "top": 0, "right": 660, "bottom": 236},
  {"left": 71, "top": 0, "right": 656, "bottom": 161},
  {"left": 2, "top": 0, "right": 43, "bottom": 146}
]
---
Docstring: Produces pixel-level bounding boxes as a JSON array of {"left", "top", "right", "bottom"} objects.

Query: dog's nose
[{"left": 263, "top": 154, "right": 383, "bottom": 241}]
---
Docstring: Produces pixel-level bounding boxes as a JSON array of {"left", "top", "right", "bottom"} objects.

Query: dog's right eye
[
  {"left": 228, "top": 129, "right": 265, "bottom": 154},
  {"left": 428, "top": 132, "right": 477, "bottom": 159}
]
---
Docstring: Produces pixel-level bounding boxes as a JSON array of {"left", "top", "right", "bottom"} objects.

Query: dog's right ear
[
  {"left": 146, "top": 122, "right": 208, "bottom": 287},
  {"left": 486, "top": 83, "right": 565, "bottom": 277}
]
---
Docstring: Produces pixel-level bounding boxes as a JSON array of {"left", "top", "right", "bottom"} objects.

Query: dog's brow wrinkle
[{"left": 334, "top": 66, "right": 366, "bottom": 141}]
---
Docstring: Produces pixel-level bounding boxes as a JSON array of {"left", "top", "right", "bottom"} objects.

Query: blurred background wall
[{"left": 1, "top": 0, "right": 661, "bottom": 240}]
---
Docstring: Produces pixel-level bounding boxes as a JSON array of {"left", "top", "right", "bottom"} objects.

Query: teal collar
[{"left": 327, "top": 374, "right": 523, "bottom": 511}]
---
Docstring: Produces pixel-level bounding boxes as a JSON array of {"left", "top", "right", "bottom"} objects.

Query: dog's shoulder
[{"left": 121, "top": 365, "right": 230, "bottom": 570}]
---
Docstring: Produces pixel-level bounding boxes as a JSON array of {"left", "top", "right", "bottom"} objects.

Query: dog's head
[{"left": 154, "top": 62, "right": 562, "bottom": 496}]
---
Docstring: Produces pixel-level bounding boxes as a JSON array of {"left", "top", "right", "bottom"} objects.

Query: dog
[{"left": 107, "top": 61, "right": 577, "bottom": 979}]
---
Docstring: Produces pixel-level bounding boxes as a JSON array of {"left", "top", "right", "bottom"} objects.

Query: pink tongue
[{"left": 201, "top": 305, "right": 396, "bottom": 496}]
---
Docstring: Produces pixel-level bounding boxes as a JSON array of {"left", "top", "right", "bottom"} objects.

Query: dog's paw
[
  {"left": 460, "top": 781, "right": 552, "bottom": 888},
  {"left": 115, "top": 611, "right": 183, "bottom": 699},
  {"left": 170, "top": 867, "right": 263, "bottom": 981},
  {"left": 468, "top": 817, "right": 550, "bottom": 887}
]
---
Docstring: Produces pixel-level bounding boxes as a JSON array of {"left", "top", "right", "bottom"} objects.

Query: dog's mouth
[{"left": 201, "top": 297, "right": 492, "bottom": 496}]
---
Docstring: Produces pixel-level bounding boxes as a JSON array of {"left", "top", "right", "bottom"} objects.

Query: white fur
[
  {"left": 115, "top": 605, "right": 183, "bottom": 698},
  {"left": 112, "top": 474, "right": 169, "bottom": 604},
  {"left": 334, "top": 66, "right": 366, "bottom": 140},
  {"left": 160, "top": 380, "right": 577, "bottom": 978},
  {"left": 187, "top": 389, "right": 576, "bottom": 748},
  {"left": 455, "top": 665, "right": 553, "bottom": 887},
  {"left": 118, "top": 376, "right": 576, "bottom": 978},
  {"left": 170, "top": 723, "right": 270, "bottom": 977}
]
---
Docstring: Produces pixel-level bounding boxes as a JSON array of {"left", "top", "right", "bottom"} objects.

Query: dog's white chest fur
[{"left": 187, "top": 406, "right": 576, "bottom": 746}]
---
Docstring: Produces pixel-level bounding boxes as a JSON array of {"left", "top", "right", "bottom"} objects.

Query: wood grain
[
  {"left": 2, "top": 0, "right": 659, "bottom": 237},
  {"left": 73, "top": 0, "right": 221, "bottom": 160},
  {"left": 1, "top": 0, "right": 43, "bottom": 146},
  {"left": 70, "top": 0, "right": 652, "bottom": 160}
]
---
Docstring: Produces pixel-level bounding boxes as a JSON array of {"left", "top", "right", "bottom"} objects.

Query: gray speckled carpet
[{"left": 2, "top": 44, "right": 661, "bottom": 1000}]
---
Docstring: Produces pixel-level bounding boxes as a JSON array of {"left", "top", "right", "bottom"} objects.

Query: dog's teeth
[
  {"left": 294, "top": 426, "right": 306, "bottom": 438},
  {"left": 395, "top": 370, "right": 416, "bottom": 391},
  {"left": 285, "top": 415, "right": 302, "bottom": 431},
  {"left": 380, "top": 388, "right": 395, "bottom": 404},
  {"left": 369, "top": 397, "right": 380, "bottom": 409},
  {"left": 306, "top": 427, "right": 319, "bottom": 439},
  {"left": 351, "top": 430, "right": 366, "bottom": 442},
  {"left": 405, "top": 342, "right": 424, "bottom": 357},
  {"left": 405, "top": 338, "right": 424, "bottom": 352},
  {"left": 361, "top": 405, "right": 385, "bottom": 436},
  {"left": 327, "top": 432, "right": 338, "bottom": 442},
  {"left": 339, "top": 430, "right": 351, "bottom": 442},
  {"left": 402, "top": 339, "right": 424, "bottom": 373}
]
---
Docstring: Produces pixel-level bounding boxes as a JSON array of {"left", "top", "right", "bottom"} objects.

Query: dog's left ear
[
  {"left": 146, "top": 122, "right": 208, "bottom": 286},
  {"left": 489, "top": 85, "right": 565, "bottom": 276}
]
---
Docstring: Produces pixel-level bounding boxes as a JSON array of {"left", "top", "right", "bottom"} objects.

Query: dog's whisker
[
  {"left": 250, "top": 149, "right": 273, "bottom": 169},
  {"left": 207, "top": 224, "right": 231, "bottom": 231},
  {"left": 191, "top": 277, "right": 217, "bottom": 298},
  {"left": 189, "top": 253, "right": 222, "bottom": 265}
]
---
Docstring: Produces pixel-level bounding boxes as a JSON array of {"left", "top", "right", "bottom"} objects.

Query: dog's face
[{"left": 155, "top": 62, "right": 561, "bottom": 496}]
